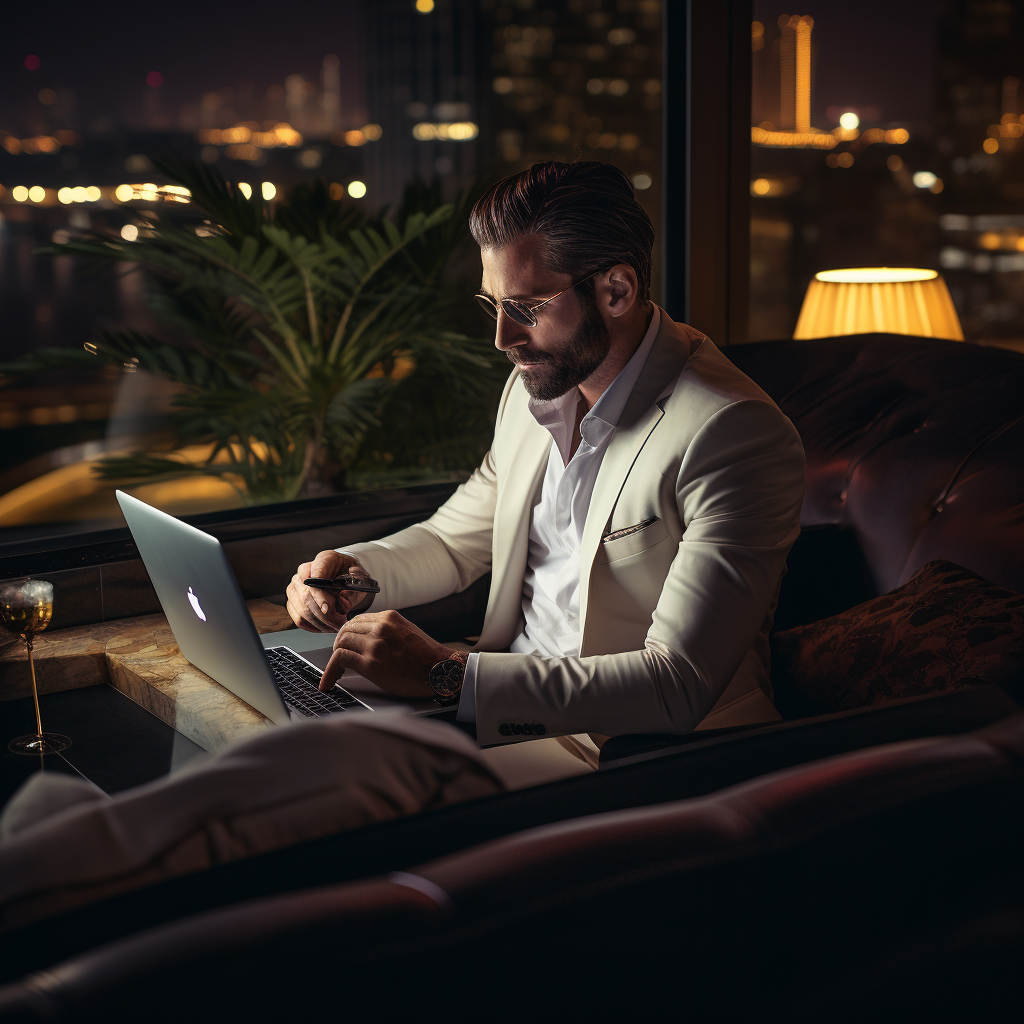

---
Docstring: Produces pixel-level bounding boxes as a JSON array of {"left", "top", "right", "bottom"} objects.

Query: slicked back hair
[{"left": 469, "top": 161, "right": 655, "bottom": 304}]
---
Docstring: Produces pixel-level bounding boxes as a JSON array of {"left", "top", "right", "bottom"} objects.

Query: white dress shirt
[{"left": 457, "top": 307, "right": 662, "bottom": 722}]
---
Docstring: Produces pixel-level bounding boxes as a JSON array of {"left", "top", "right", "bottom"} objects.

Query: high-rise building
[
  {"left": 364, "top": 0, "right": 482, "bottom": 207},
  {"left": 477, "top": 0, "right": 662, "bottom": 248}
]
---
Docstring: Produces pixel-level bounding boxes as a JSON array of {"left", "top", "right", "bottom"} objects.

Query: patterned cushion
[{"left": 771, "top": 559, "right": 1024, "bottom": 717}]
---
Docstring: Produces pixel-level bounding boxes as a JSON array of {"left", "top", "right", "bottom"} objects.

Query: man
[{"left": 286, "top": 161, "right": 805, "bottom": 768}]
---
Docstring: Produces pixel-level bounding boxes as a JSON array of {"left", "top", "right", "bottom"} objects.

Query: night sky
[
  {"left": 0, "top": 0, "right": 365, "bottom": 134},
  {"left": 2, "top": 1, "right": 940, "bottom": 137},
  {"left": 754, "top": 0, "right": 937, "bottom": 124}
]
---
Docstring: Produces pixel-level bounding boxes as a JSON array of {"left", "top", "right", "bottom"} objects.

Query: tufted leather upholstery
[
  {"left": 2, "top": 714, "right": 1021, "bottom": 1020},
  {"left": 727, "top": 335, "right": 1024, "bottom": 596}
]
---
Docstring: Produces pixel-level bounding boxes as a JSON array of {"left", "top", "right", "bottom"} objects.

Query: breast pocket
[{"left": 596, "top": 516, "right": 669, "bottom": 563}]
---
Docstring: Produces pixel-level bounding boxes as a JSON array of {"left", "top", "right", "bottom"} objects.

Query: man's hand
[
  {"left": 286, "top": 550, "right": 374, "bottom": 633},
  {"left": 319, "top": 610, "right": 453, "bottom": 697}
]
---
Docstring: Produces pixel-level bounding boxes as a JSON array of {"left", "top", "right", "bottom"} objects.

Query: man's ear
[{"left": 602, "top": 264, "right": 639, "bottom": 317}]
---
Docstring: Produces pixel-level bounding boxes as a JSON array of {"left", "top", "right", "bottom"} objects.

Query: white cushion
[{"left": 0, "top": 712, "right": 503, "bottom": 931}]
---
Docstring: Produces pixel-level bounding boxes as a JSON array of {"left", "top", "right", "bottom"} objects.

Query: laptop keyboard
[{"left": 264, "top": 646, "right": 370, "bottom": 717}]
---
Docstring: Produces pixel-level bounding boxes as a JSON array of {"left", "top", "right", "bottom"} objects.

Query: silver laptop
[{"left": 116, "top": 491, "right": 440, "bottom": 725}]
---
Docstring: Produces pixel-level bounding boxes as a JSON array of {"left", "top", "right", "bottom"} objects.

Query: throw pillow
[
  {"left": 0, "top": 711, "right": 504, "bottom": 932},
  {"left": 771, "top": 559, "right": 1024, "bottom": 717}
]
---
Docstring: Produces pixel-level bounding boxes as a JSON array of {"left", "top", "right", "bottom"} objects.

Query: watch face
[{"left": 429, "top": 657, "right": 465, "bottom": 699}]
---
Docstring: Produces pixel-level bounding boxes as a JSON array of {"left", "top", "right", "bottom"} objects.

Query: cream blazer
[{"left": 345, "top": 309, "right": 805, "bottom": 746}]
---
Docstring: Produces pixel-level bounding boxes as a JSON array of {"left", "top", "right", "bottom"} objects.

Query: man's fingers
[
  {"left": 286, "top": 579, "right": 323, "bottom": 632},
  {"left": 287, "top": 597, "right": 322, "bottom": 632},
  {"left": 319, "top": 646, "right": 367, "bottom": 691},
  {"left": 303, "top": 591, "right": 345, "bottom": 631}
]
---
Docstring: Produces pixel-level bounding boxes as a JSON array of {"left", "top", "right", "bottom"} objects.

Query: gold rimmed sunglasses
[{"left": 474, "top": 268, "right": 605, "bottom": 328}]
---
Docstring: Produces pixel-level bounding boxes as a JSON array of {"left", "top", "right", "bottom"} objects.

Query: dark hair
[{"left": 469, "top": 161, "right": 655, "bottom": 303}]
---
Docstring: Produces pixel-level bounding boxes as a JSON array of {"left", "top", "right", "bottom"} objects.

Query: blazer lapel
[{"left": 578, "top": 317, "right": 696, "bottom": 635}]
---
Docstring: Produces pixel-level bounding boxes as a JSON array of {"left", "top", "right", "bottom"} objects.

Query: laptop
[{"left": 115, "top": 491, "right": 442, "bottom": 725}]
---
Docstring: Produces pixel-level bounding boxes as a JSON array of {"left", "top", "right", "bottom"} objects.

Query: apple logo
[{"left": 187, "top": 587, "right": 207, "bottom": 622}]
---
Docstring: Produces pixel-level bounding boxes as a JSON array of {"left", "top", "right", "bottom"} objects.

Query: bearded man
[{"left": 286, "top": 160, "right": 805, "bottom": 774}]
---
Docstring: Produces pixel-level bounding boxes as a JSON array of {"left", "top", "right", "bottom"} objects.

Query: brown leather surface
[
  {"left": 726, "top": 335, "right": 1024, "bottom": 596},
  {"left": 2, "top": 714, "right": 1021, "bottom": 1019}
]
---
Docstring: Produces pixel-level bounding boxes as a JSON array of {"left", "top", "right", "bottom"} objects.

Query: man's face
[{"left": 479, "top": 236, "right": 610, "bottom": 401}]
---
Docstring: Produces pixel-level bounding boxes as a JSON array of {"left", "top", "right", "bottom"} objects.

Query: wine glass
[{"left": 1, "top": 578, "right": 71, "bottom": 755}]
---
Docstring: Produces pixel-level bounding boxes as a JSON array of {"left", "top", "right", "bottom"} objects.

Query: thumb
[{"left": 309, "top": 551, "right": 339, "bottom": 578}]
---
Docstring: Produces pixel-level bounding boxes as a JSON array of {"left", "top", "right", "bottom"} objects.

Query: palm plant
[{"left": 4, "top": 161, "right": 502, "bottom": 502}]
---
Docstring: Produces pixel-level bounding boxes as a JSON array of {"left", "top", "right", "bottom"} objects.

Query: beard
[{"left": 509, "top": 298, "right": 611, "bottom": 401}]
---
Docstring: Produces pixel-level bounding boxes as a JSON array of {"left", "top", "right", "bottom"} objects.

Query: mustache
[{"left": 507, "top": 349, "right": 555, "bottom": 365}]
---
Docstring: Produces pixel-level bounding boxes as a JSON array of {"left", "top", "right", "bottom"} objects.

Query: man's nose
[{"left": 493, "top": 309, "right": 529, "bottom": 352}]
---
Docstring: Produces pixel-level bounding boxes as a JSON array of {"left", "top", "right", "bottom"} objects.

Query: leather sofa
[
  {"left": 2, "top": 712, "right": 1021, "bottom": 1020},
  {"left": 728, "top": 334, "right": 1024, "bottom": 607},
  {"left": 1, "top": 334, "right": 1022, "bottom": 1003}
]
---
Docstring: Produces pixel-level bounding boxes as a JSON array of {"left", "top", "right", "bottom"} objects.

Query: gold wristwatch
[{"left": 428, "top": 650, "right": 469, "bottom": 706}]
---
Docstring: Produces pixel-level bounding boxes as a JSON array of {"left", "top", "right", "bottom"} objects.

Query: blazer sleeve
[
  {"left": 471, "top": 398, "right": 806, "bottom": 746},
  {"left": 340, "top": 369, "right": 520, "bottom": 613}
]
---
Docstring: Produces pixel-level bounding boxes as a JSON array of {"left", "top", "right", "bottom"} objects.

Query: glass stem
[{"left": 25, "top": 636, "right": 43, "bottom": 740}]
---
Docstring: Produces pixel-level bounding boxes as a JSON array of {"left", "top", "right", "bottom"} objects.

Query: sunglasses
[{"left": 474, "top": 268, "right": 605, "bottom": 328}]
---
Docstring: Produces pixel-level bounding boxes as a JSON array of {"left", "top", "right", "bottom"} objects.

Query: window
[
  {"left": 750, "top": 1, "right": 1024, "bottom": 352},
  {"left": 0, "top": 0, "right": 664, "bottom": 558}
]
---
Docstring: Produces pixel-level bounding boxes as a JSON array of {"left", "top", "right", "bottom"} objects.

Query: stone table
[{"left": 0, "top": 601, "right": 294, "bottom": 753}]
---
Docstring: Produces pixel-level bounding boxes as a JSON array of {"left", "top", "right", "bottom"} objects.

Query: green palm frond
[{"left": 5, "top": 163, "right": 503, "bottom": 501}]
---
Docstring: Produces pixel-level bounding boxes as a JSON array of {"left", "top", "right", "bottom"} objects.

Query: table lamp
[{"left": 793, "top": 268, "right": 964, "bottom": 341}]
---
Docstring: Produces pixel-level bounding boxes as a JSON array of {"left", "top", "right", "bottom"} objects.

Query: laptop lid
[{"left": 115, "top": 490, "right": 291, "bottom": 726}]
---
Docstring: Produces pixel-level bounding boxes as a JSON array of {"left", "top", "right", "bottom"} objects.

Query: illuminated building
[
  {"left": 363, "top": 0, "right": 482, "bottom": 206},
  {"left": 477, "top": 0, "right": 662, "bottom": 277}
]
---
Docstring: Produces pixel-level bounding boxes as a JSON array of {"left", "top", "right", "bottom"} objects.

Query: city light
[
  {"left": 839, "top": 112, "right": 860, "bottom": 130},
  {"left": 752, "top": 126, "right": 837, "bottom": 149},
  {"left": 113, "top": 184, "right": 192, "bottom": 203},
  {"left": 86, "top": 186, "right": 101, "bottom": 201},
  {"left": 121, "top": 224, "right": 139, "bottom": 241},
  {"left": 11, "top": 187, "right": 28, "bottom": 202},
  {"left": 261, "top": 181, "right": 276, "bottom": 201},
  {"left": 24, "top": 55, "right": 39, "bottom": 71},
  {"left": 751, "top": 178, "right": 771, "bottom": 195},
  {"left": 329, "top": 182, "right": 346, "bottom": 200},
  {"left": 237, "top": 182, "right": 252, "bottom": 199},
  {"left": 197, "top": 123, "right": 302, "bottom": 150},
  {"left": 28, "top": 186, "right": 45, "bottom": 203},
  {"left": 58, "top": 188, "right": 73, "bottom": 205},
  {"left": 146, "top": 71, "right": 163, "bottom": 88},
  {"left": 415, "top": 0, "right": 435, "bottom": 11},
  {"left": 633, "top": 173, "right": 652, "bottom": 190},
  {"left": 361, "top": 123, "right": 382, "bottom": 141},
  {"left": 913, "top": 171, "right": 938, "bottom": 189},
  {"left": 347, "top": 180, "right": 367, "bottom": 199},
  {"left": 344, "top": 130, "right": 367, "bottom": 146},
  {"left": 412, "top": 121, "right": 479, "bottom": 141},
  {"left": 984, "top": 137, "right": 999, "bottom": 154}
]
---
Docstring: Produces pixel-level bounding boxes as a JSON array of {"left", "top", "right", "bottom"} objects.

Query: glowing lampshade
[{"left": 793, "top": 268, "right": 964, "bottom": 341}]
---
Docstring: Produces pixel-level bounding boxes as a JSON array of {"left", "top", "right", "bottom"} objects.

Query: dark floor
[{"left": 0, "top": 684, "right": 206, "bottom": 806}]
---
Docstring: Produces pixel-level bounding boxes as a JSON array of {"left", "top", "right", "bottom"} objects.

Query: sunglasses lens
[
  {"left": 502, "top": 300, "right": 537, "bottom": 327},
  {"left": 475, "top": 294, "right": 499, "bottom": 320}
]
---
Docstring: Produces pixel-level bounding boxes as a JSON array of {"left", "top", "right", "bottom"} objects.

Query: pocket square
[{"left": 602, "top": 516, "right": 659, "bottom": 543}]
